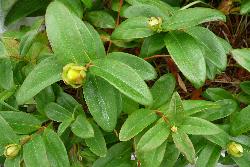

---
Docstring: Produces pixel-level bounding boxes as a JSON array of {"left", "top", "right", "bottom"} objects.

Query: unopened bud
[
  {"left": 62, "top": 63, "right": 87, "bottom": 88},
  {"left": 171, "top": 126, "right": 178, "bottom": 133},
  {"left": 4, "top": 144, "right": 21, "bottom": 159},
  {"left": 227, "top": 142, "right": 243, "bottom": 157},
  {"left": 148, "top": 17, "right": 163, "bottom": 32}
]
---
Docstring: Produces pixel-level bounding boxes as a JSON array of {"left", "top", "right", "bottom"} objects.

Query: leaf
[
  {"left": 241, "top": 0, "right": 250, "bottom": 14},
  {"left": 87, "top": 11, "right": 115, "bottom": 28},
  {"left": 85, "top": 122, "right": 107, "bottom": 157},
  {"left": 172, "top": 129, "right": 195, "bottom": 164},
  {"left": 107, "top": 52, "right": 157, "bottom": 80},
  {"left": 71, "top": 114, "right": 94, "bottom": 138},
  {"left": 140, "top": 33, "right": 165, "bottom": 58},
  {"left": 121, "top": 95, "right": 139, "bottom": 114},
  {"left": 150, "top": 74, "right": 175, "bottom": 109},
  {"left": 230, "top": 105, "right": 250, "bottom": 136},
  {"left": 119, "top": 109, "right": 158, "bottom": 141},
  {"left": 57, "top": 0, "right": 83, "bottom": 18},
  {"left": 44, "top": 102, "right": 73, "bottom": 122},
  {"left": 19, "top": 18, "right": 44, "bottom": 57},
  {"left": 0, "top": 114, "right": 19, "bottom": 147},
  {"left": 84, "top": 75, "right": 118, "bottom": 132},
  {"left": 160, "top": 143, "right": 180, "bottom": 167},
  {"left": 164, "top": 31, "right": 206, "bottom": 88},
  {"left": 57, "top": 119, "right": 73, "bottom": 136},
  {"left": 232, "top": 49, "right": 250, "bottom": 72},
  {"left": 4, "top": 154, "right": 21, "bottom": 167},
  {"left": 23, "top": 135, "right": 50, "bottom": 167},
  {"left": 4, "top": 0, "right": 50, "bottom": 25},
  {"left": 45, "top": 1, "right": 104, "bottom": 65},
  {"left": 81, "top": 0, "right": 93, "bottom": 8},
  {"left": 196, "top": 143, "right": 221, "bottom": 167},
  {"left": 16, "top": 57, "right": 62, "bottom": 105},
  {"left": 43, "top": 129, "right": 70, "bottom": 167},
  {"left": 232, "top": 150, "right": 250, "bottom": 167},
  {"left": 203, "top": 88, "right": 234, "bottom": 101},
  {"left": 56, "top": 92, "right": 80, "bottom": 111},
  {"left": 138, "top": 141, "right": 167, "bottom": 167},
  {"left": 240, "top": 81, "right": 250, "bottom": 95},
  {"left": 123, "top": 4, "right": 167, "bottom": 18},
  {"left": 137, "top": 121, "right": 170, "bottom": 152},
  {"left": 204, "top": 129, "right": 230, "bottom": 148},
  {"left": 111, "top": 17, "right": 155, "bottom": 40},
  {"left": 90, "top": 58, "right": 153, "bottom": 105},
  {"left": 0, "top": 58, "right": 14, "bottom": 90},
  {"left": 186, "top": 26, "right": 227, "bottom": 70},
  {"left": 93, "top": 142, "right": 133, "bottom": 167},
  {"left": 0, "top": 111, "right": 42, "bottom": 134},
  {"left": 162, "top": 7, "right": 226, "bottom": 31},
  {"left": 180, "top": 117, "right": 221, "bottom": 135}
]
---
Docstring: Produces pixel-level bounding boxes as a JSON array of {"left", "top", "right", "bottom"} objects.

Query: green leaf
[
  {"left": 196, "top": 143, "right": 221, "bottom": 167},
  {"left": 181, "top": 117, "right": 221, "bottom": 135},
  {"left": 71, "top": 114, "right": 94, "bottom": 138},
  {"left": 4, "top": 0, "right": 50, "bottom": 25},
  {"left": 87, "top": 11, "right": 115, "bottom": 28},
  {"left": 45, "top": 1, "right": 103, "bottom": 65},
  {"left": 0, "top": 58, "right": 14, "bottom": 90},
  {"left": 44, "top": 102, "right": 73, "bottom": 122},
  {"left": 186, "top": 26, "right": 227, "bottom": 70},
  {"left": 241, "top": 0, "right": 250, "bottom": 14},
  {"left": 81, "top": 0, "right": 93, "bottom": 8},
  {"left": 43, "top": 129, "right": 70, "bottom": 167},
  {"left": 160, "top": 143, "right": 180, "bottom": 167},
  {"left": 84, "top": 75, "right": 118, "bottom": 132},
  {"left": 230, "top": 105, "right": 250, "bottom": 136},
  {"left": 19, "top": 18, "right": 44, "bottom": 57},
  {"left": 140, "top": 33, "right": 165, "bottom": 58},
  {"left": 93, "top": 142, "right": 134, "bottom": 167},
  {"left": 107, "top": 52, "right": 157, "bottom": 81},
  {"left": 23, "top": 135, "right": 50, "bottom": 167},
  {"left": 137, "top": 121, "right": 170, "bottom": 152},
  {"left": 204, "top": 129, "right": 230, "bottom": 148},
  {"left": 90, "top": 58, "right": 153, "bottom": 105},
  {"left": 172, "top": 129, "right": 195, "bottom": 164},
  {"left": 0, "top": 114, "right": 19, "bottom": 147},
  {"left": 16, "top": 57, "right": 62, "bottom": 105},
  {"left": 57, "top": 119, "right": 73, "bottom": 136},
  {"left": 85, "top": 122, "right": 107, "bottom": 157},
  {"left": 203, "top": 88, "right": 234, "bottom": 101},
  {"left": 57, "top": 0, "right": 83, "bottom": 18},
  {"left": 162, "top": 7, "right": 225, "bottom": 31},
  {"left": 232, "top": 150, "right": 250, "bottom": 167},
  {"left": 0, "top": 111, "right": 42, "bottom": 134},
  {"left": 232, "top": 49, "right": 250, "bottom": 72},
  {"left": 240, "top": 81, "right": 250, "bottom": 95},
  {"left": 138, "top": 141, "right": 167, "bottom": 167},
  {"left": 4, "top": 154, "right": 21, "bottom": 167},
  {"left": 150, "top": 74, "right": 175, "bottom": 109},
  {"left": 56, "top": 92, "right": 80, "bottom": 111},
  {"left": 123, "top": 4, "right": 167, "bottom": 18},
  {"left": 119, "top": 109, "right": 158, "bottom": 141},
  {"left": 111, "top": 17, "right": 155, "bottom": 40},
  {"left": 121, "top": 95, "right": 139, "bottom": 114},
  {"left": 164, "top": 31, "right": 206, "bottom": 88}
]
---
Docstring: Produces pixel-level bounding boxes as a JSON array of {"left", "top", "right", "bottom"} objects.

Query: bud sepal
[{"left": 4, "top": 144, "right": 21, "bottom": 159}]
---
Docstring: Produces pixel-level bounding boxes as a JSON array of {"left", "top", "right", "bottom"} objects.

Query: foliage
[{"left": 1, "top": 0, "right": 250, "bottom": 166}]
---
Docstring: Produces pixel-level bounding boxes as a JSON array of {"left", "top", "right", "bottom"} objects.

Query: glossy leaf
[
  {"left": 111, "top": 17, "right": 155, "bottom": 40},
  {"left": 162, "top": 7, "right": 226, "bottom": 31},
  {"left": 137, "top": 121, "right": 170, "bottom": 151},
  {"left": 90, "top": 58, "right": 153, "bottom": 105},
  {"left": 84, "top": 75, "right": 118, "bottom": 132},
  {"left": 107, "top": 52, "right": 157, "bottom": 80},
  {"left": 119, "top": 109, "right": 158, "bottom": 141},
  {"left": 43, "top": 129, "right": 70, "bottom": 167},
  {"left": 16, "top": 57, "right": 62, "bottom": 105},
  {"left": 71, "top": 114, "right": 94, "bottom": 138},
  {"left": 203, "top": 88, "right": 234, "bottom": 101},
  {"left": 164, "top": 31, "right": 206, "bottom": 88},
  {"left": 23, "top": 135, "right": 50, "bottom": 167},
  {"left": 232, "top": 49, "right": 250, "bottom": 72}
]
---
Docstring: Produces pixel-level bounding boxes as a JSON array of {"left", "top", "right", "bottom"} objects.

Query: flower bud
[
  {"left": 171, "top": 126, "right": 178, "bottom": 133},
  {"left": 148, "top": 17, "right": 163, "bottom": 32},
  {"left": 62, "top": 63, "right": 87, "bottom": 88},
  {"left": 227, "top": 142, "right": 243, "bottom": 157},
  {"left": 4, "top": 144, "right": 21, "bottom": 159}
]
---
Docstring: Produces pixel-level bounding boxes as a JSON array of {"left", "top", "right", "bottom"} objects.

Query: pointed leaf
[
  {"left": 71, "top": 114, "right": 94, "bottom": 138},
  {"left": 90, "top": 58, "right": 153, "bottom": 105},
  {"left": 45, "top": 102, "right": 73, "bottom": 122},
  {"left": 119, "top": 109, "right": 158, "bottom": 141},
  {"left": 160, "top": 143, "right": 180, "bottom": 167},
  {"left": 232, "top": 49, "right": 250, "bottom": 72},
  {"left": 164, "top": 31, "right": 206, "bottom": 88}
]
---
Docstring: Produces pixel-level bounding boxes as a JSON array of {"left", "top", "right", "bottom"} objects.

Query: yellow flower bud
[
  {"left": 62, "top": 63, "right": 87, "bottom": 88},
  {"left": 171, "top": 126, "right": 178, "bottom": 133},
  {"left": 4, "top": 144, "right": 21, "bottom": 159},
  {"left": 148, "top": 17, "right": 163, "bottom": 32},
  {"left": 227, "top": 142, "right": 243, "bottom": 157}
]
